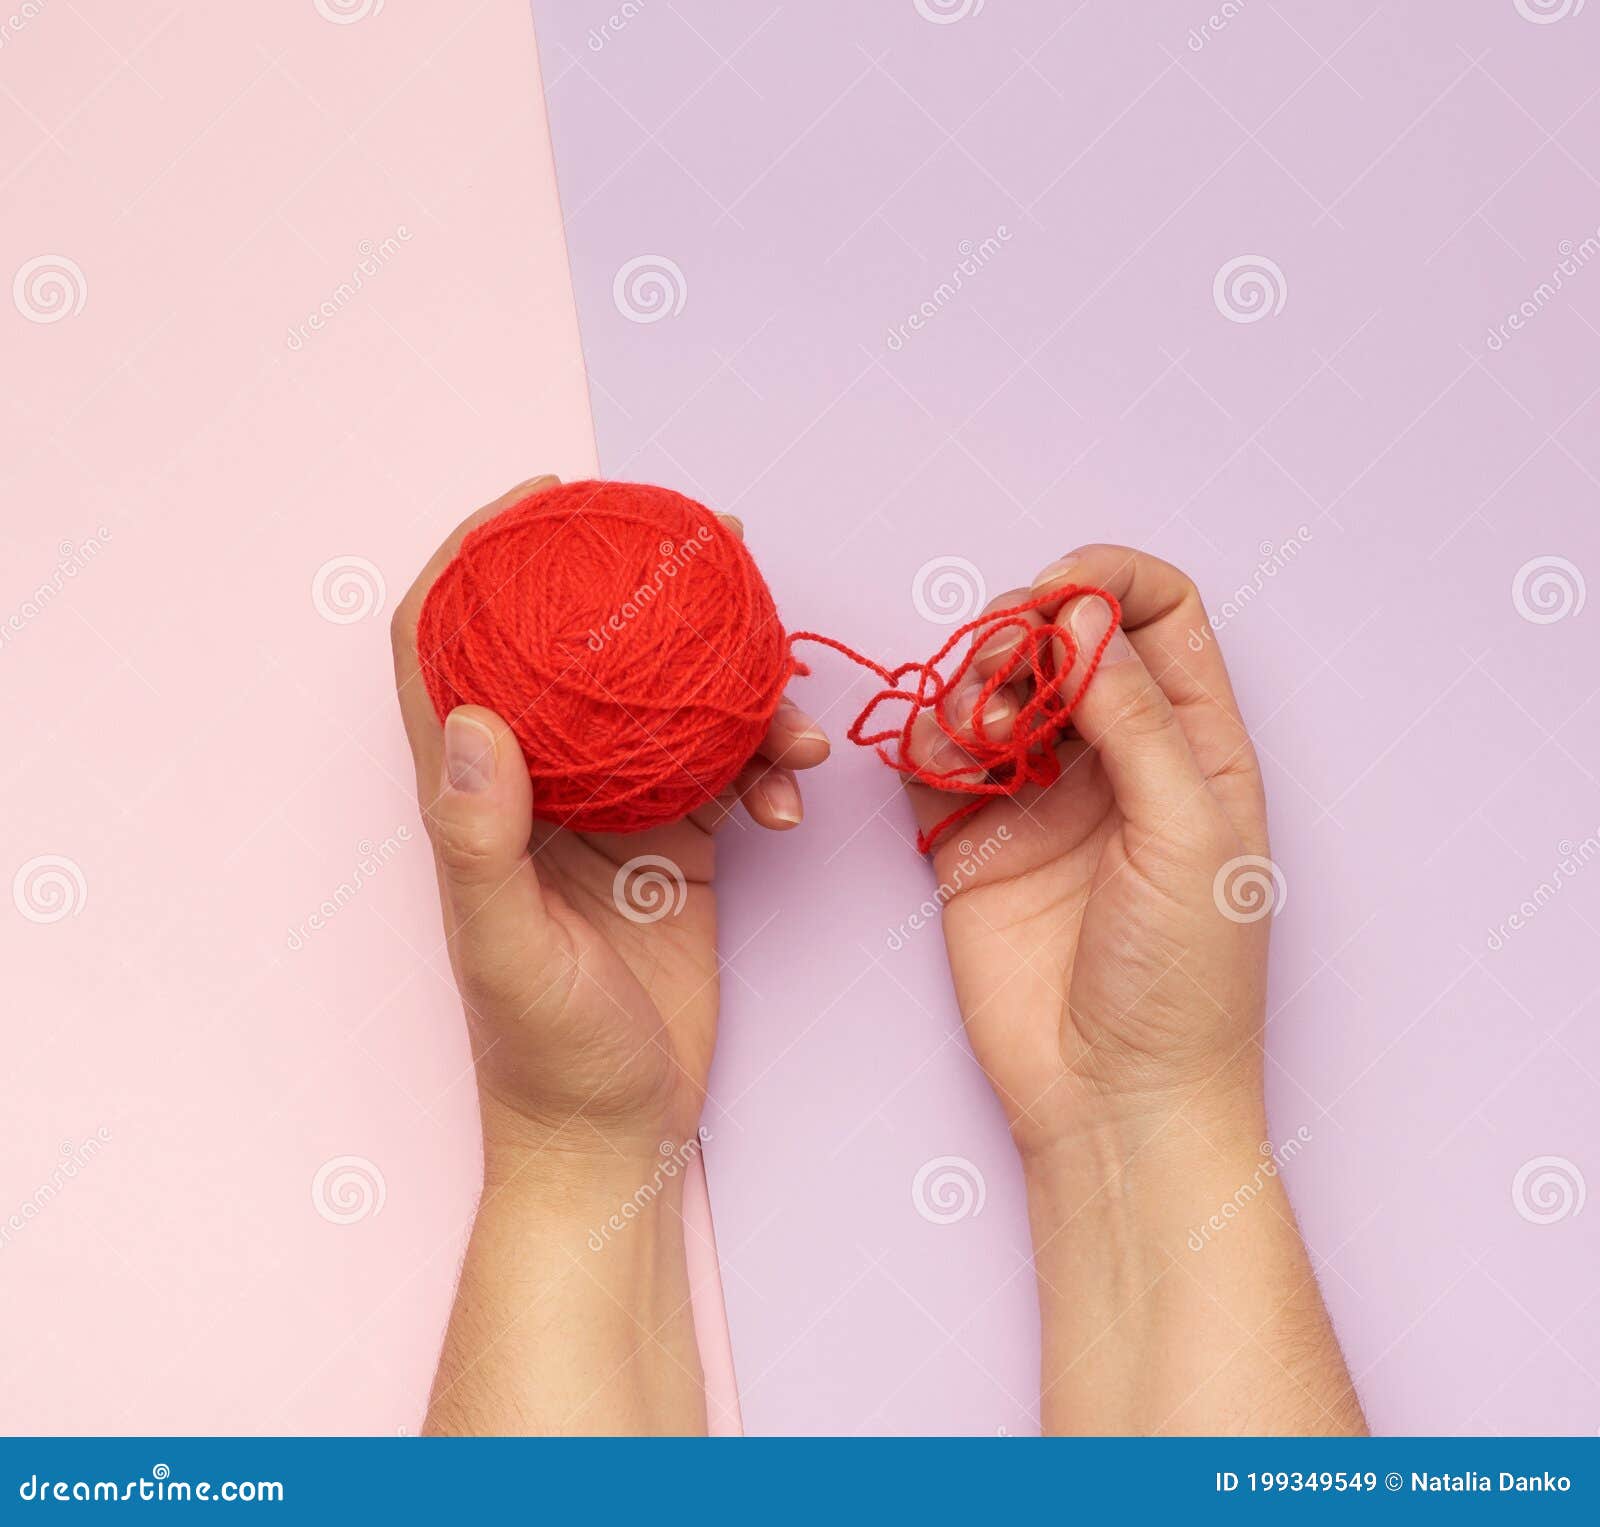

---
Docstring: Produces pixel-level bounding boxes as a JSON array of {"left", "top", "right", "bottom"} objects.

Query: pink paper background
[
  {"left": 533, "top": 0, "right": 1600, "bottom": 1436},
  {"left": 3, "top": 0, "right": 1598, "bottom": 1439}
]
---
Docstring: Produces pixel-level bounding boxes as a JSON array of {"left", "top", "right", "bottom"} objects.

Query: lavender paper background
[{"left": 532, "top": 0, "right": 1600, "bottom": 1435}]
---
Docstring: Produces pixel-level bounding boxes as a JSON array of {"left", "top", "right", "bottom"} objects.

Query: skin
[
  {"left": 393, "top": 475, "right": 828, "bottom": 1435},
  {"left": 909, "top": 544, "right": 1366, "bottom": 1435}
]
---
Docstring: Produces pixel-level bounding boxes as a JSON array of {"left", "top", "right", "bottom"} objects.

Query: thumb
[
  {"left": 428, "top": 706, "right": 553, "bottom": 983},
  {"left": 1060, "top": 593, "right": 1207, "bottom": 829}
]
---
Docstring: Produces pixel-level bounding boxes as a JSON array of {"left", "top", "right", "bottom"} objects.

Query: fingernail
[
  {"left": 1030, "top": 553, "right": 1085, "bottom": 591},
  {"left": 975, "top": 624, "right": 1024, "bottom": 666},
  {"left": 981, "top": 691, "right": 1012, "bottom": 729},
  {"left": 1070, "top": 597, "right": 1133, "bottom": 665},
  {"left": 778, "top": 700, "right": 827, "bottom": 746},
  {"left": 444, "top": 711, "right": 496, "bottom": 793},
  {"left": 761, "top": 770, "right": 802, "bottom": 826}
]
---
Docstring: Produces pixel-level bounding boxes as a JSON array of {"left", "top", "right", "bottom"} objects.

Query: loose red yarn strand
[{"left": 790, "top": 585, "right": 1123, "bottom": 854}]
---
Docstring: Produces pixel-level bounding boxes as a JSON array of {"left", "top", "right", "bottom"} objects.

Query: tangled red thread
[
  {"left": 790, "top": 584, "right": 1121, "bottom": 853},
  {"left": 417, "top": 479, "right": 1120, "bottom": 852}
]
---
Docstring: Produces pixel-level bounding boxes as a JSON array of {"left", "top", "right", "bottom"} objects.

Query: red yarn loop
[{"left": 791, "top": 584, "right": 1122, "bottom": 853}]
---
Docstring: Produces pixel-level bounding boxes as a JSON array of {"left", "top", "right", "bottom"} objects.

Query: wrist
[
  {"left": 1020, "top": 1074, "right": 1267, "bottom": 1194},
  {"left": 478, "top": 1084, "right": 702, "bottom": 1188},
  {"left": 472, "top": 1091, "right": 711, "bottom": 1266},
  {"left": 1020, "top": 1086, "right": 1294, "bottom": 1273}
]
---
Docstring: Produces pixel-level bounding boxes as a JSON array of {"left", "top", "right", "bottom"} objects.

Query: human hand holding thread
[
  {"left": 905, "top": 544, "right": 1273, "bottom": 1149},
  {"left": 905, "top": 543, "right": 1361, "bottom": 1435}
]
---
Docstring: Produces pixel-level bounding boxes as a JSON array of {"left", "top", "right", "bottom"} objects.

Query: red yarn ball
[{"left": 417, "top": 480, "right": 795, "bottom": 834}]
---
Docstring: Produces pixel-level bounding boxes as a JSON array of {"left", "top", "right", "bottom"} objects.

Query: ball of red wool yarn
[{"left": 417, "top": 480, "right": 795, "bottom": 834}]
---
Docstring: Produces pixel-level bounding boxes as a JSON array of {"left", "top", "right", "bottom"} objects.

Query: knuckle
[
  {"left": 1160, "top": 557, "right": 1201, "bottom": 604},
  {"left": 432, "top": 817, "right": 502, "bottom": 882}
]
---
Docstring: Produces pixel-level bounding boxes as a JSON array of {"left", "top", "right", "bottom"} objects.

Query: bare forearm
[
  {"left": 1025, "top": 1095, "right": 1365, "bottom": 1436},
  {"left": 424, "top": 1126, "right": 706, "bottom": 1437}
]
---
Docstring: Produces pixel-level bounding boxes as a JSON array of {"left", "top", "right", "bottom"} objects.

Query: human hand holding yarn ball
[{"left": 391, "top": 475, "right": 829, "bottom": 1163}]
